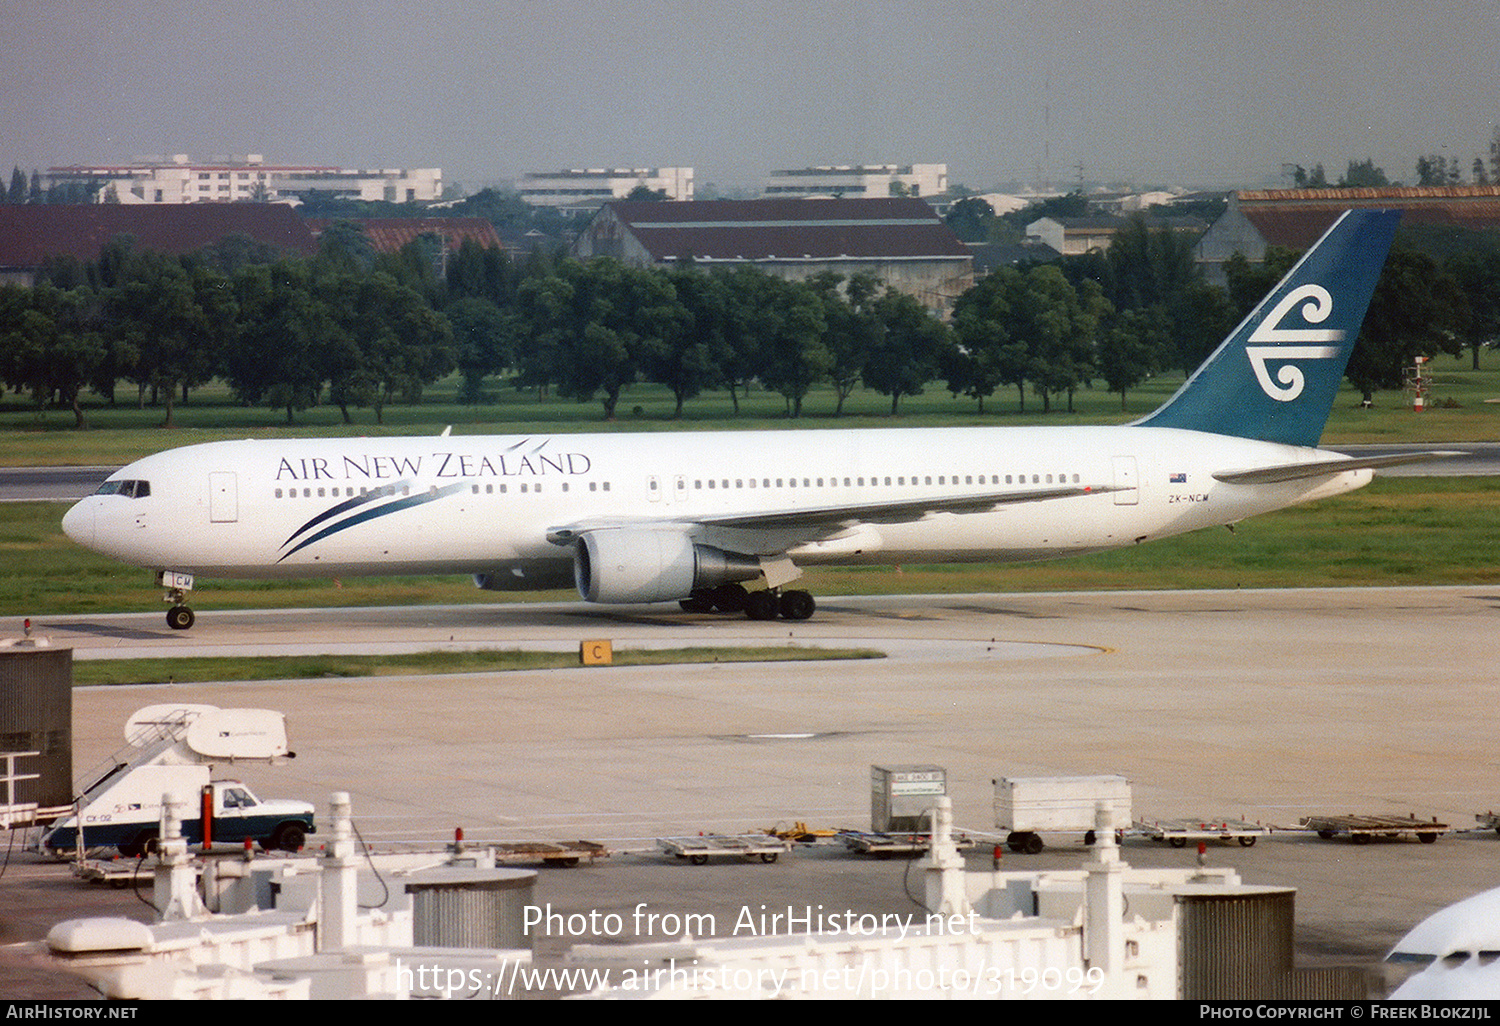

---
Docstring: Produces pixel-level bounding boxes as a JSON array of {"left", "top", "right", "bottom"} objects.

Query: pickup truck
[{"left": 43, "top": 768, "right": 316, "bottom": 858}]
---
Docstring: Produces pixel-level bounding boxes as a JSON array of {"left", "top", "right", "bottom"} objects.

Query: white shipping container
[{"left": 993, "top": 775, "right": 1132, "bottom": 833}]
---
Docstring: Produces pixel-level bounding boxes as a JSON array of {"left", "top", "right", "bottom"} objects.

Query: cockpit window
[{"left": 94, "top": 480, "right": 150, "bottom": 498}]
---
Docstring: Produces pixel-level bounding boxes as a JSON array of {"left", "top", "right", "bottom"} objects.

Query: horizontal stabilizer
[{"left": 1213, "top": 451, "right": 1467, "bottom": 485}]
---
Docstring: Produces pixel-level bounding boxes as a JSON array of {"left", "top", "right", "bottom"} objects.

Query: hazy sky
[{"left": 5, "top": 0, "right": 1498, "bottom": 193}]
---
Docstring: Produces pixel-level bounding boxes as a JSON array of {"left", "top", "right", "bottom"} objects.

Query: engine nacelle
[{"left": 574, "top": 529, "right": 761, "bottom": 604}]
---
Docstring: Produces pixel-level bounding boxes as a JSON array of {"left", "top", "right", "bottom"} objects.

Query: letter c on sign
[{"left": 580, "top": 640, "right": 613, "bottom": 666}]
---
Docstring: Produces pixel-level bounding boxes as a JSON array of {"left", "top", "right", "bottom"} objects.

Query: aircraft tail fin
[{"left": 1136, "top": 209, "right": 1400, "bottom": 447}]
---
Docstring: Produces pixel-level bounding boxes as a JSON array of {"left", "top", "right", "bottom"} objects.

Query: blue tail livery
[{"left": 1137, "top": 209, "right": 1401, "bottom": 446}]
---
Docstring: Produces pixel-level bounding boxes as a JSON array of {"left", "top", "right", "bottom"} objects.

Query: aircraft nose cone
[{"left": 61, "top": 500, "right": 93, "bottom": 548}]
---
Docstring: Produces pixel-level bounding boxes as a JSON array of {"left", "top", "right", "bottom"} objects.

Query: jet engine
[{"left": 573, "top": 529, "right": 762, "bottom": 604}]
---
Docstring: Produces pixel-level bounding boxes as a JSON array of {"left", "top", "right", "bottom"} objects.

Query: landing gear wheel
[
  {"left": 166, "top": 605, "right": 195, "bottom": 630},
  {"left": 744, "top": 590, "right": 779, "bottom": 621},
  {"left": 679, "top": 590, "right": 715, "bottom": 613},
  {"left": 777, "top": 589, "right": 815, "bottom": 621},
  {"left": 710, "top": 583, "right": 748, "bottom": 614}
]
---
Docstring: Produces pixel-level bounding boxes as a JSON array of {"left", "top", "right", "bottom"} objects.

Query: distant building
[
  {"left": 44, "top": 155, "right": 442, "bottom": 205},
  {"left": 1196, "top": 186, "right": 1500, "bottom": 284},
  {"left": 764, "top": 164, "right": 948, "bottom": 200},
  {"left": 0, "top": 205, "right": 317, "bottom": 285},
  {"left": 517, "top": 168, "right": 694, "bottom": 213},
  {"left": 303, "top": 217, "right": 501, "bottom": 255},
  {"left": 303, "top": 217, "right": 504, "bottom": 279},
  {"left": 1026, "top": 214, "right": 1208, "bottom": 257},
  {"left": 572, "top": 197, "right": 972, "bottom": 315}
]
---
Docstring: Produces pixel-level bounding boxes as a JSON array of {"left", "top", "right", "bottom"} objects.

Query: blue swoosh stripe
[
  {"left": 276, "top": 482, "right": 469, "bottom": 563},
  {"left": 282, "top": 481, "right": 412, "bottom": 549}
]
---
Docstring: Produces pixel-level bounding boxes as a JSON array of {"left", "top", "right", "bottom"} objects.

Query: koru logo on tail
[{"left": 1244, "top": 284, "right": 1343, "bottom": 402}]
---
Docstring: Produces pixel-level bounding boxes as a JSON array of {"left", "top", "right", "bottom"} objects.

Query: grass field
[
  {"left": 3, "top": 348, "right": 1494, "bottom": 620},
  {"left": 6, "top": 475, "right": 1498, "bottom": 620},
  {"left": 1, "top": 350, "right": 1496, "bottom": 466},
  {"left": 71, "top": 646, "right": 885, "bottom": 688}
]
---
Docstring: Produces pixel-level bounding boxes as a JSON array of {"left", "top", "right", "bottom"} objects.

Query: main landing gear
[{"left": 679, "top": 583, "right": 816, "bottom": 621}]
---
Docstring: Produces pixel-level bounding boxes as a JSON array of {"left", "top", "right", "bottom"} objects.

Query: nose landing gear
[{"left": 156, "top": 570, "right": 196, "bottom": 630}]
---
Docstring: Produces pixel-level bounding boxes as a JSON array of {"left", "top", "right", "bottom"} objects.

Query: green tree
[
  {"left": 1164, "top": 277, "right": 1234, "bottom": 375},
  {"left": 807, "top": 271, "right": 879, "bottom": 415},
  {"left": 0, "top": 285, "right": 107, "bottom": 425},
  {"left": 1103, "top": 216, "right": 1199, "bottom": 313},
  {"left": 1097, "top": 306, "right": 1167, "bottom": 410},
  {"left": 862, "top": 289, "right": 949, "bottom": 415},
  {"left": 1021, "top": 265, "right": 1100, "bottom": 413},
  {"left": 751, "top": 276, "right": 830, "bottom": 418},
  {"left": 625, "top": 185, "right": 669, "bottom": 201},
  {"left": 105, "top": 251, "right": 228, "bottom": 426},
  {"left": 1340, "top": 159, "right": 1389, "bottom": 187},
  {"left": 641, "top": 267, "right": 728, "bottom": 418},
  {"left": 946, "top": 267, "right": 1029, "bottom": 413},
  {"left": 446, "top": 296, "right": 516, "bottom": 402},
  {"left": 512, "top": 263, "right": 574, "bottom": 399},
  {"left": 350, "top": 272, "right": 454, "bottom": 422},
  {"left": 1346, "top": 248, "right": 1465, "bottom": 401},
  {"left": 944, "top": 197, "right": 998, "bottom": 243},
  {"left": 1447, "top": 248, "right": 1500, "bottom": 369},
  {"left": 225, "top": 261, "right": 328, "bottom": 423},
  {"left": 317, "top": 220, "right": 378, "bottom": 273}
]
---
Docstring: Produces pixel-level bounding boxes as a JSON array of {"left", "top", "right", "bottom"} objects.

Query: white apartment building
[
  {"left": 763, "top": 163, "right": 948, "bottom": 199},
  {"left": 518, "top": 167, "right": 694, "bottom": 211},
  {"left": 45, "top": 155, "right": 442, "bottom": 204}
]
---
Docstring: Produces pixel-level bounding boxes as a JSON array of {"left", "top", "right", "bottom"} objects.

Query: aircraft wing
[
  {"left": 547, "top": 481, "right": 1118, "bottom": 544},
  {"left": 1212, "top": 451, "right": 1467, "bottom": 485},
  {"left": 692, "top": 482, "right": 1117, "bottom": 529}
]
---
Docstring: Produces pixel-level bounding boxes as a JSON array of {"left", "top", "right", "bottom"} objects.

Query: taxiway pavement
[{"left": 18, "top": 587, "right": 1500, "bottom": 975}]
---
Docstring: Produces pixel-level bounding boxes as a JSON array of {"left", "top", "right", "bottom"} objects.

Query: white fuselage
[{"left": 61, "top": 425, "right": 1371, "bottom": 590}]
